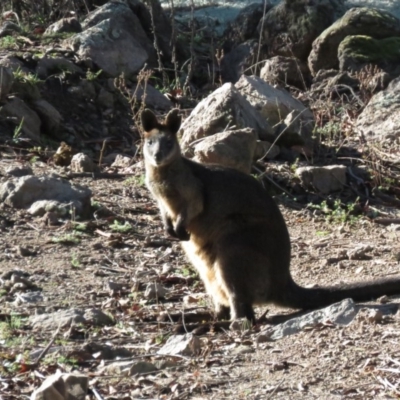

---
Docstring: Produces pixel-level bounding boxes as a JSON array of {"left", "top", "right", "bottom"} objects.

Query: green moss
[{"left": 338, "top": 35, "right": 400, "bottom": 63}]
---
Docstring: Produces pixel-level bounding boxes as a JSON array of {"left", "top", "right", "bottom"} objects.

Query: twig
[
  {"left": 92, "top": 387, "right": 104, "bottom": 400},
  {"left": 34, "top": 322, "right": 62, "bottom": 366},
  {"left": 266, "top": 378, "right": 285, "bottom": 399}
]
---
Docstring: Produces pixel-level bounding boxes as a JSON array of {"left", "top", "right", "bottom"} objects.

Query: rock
[
  {"left": 258, "top": 0, "right": 346, "bottom": 61},
  {"left": 10, "top": 79, "right": 41, "bottom": 101},
  {"left": 260, "top": 56, "right": 310, "bottom": 89},
  {"left": 144, "top": 282, "right": 167, "bottom": 300},
  {"left": 14, "top": 292, "right": 43, "bottom": 305},
  {"left": 180, "top": 83, "right": 274, "bottom": 156},
  {"left": 254, "top": 140, "right": 280, "bottom": 160},
  {"left": 101, "top": 361, "right": 158, "bottom": 376},
  {"left": 0, "top": 56, "right": 28, "bottom": 73},
  {"left": 0, "top": 174, "right": 92, "bottom": 216},
  {"left": 31, "top": 372, "right": 88, "bottom": 400},
  {"left": 129, "top": 83, "right": 172, "bottom": 111},
  {"left": 157, "top": 334, "right": 201, "bottom": 356},
  {"left": 36, "top": 57, "right": 83, "bottom": 79},
  {"left": 30, "top": 308, "right": 113, "bottom": 330},
  {"left": 28, "top": 200, "right": 70, "bottom": 217},
  {"left": 6, "top": 165, "right": 33, "bottom": 177},
  {"left": 235, "top": 75, "right": 314, "bottom": 144},
  {"left": 308, "top": 7, "right": 400, "bottom": 76},
  {"left": 0, "top": 21, "right": 21, "bottom": 38},
  {"left": 347, "top": 245, "right": 373, "bottom": 260},
  {"left": 45, "top": 17, "right": 82, "bottom": 34},
  {"left": 223, "top": 3, "right": 268, "bottom": 51},
  {"left": 296, "top": 165, "right": 347, "bottom": 194},
  {"left": 31, "top": 99, "right": 62, "bottom": 135},
  {"left": 96, "top": 88, "right": 114, "bottom": 109},
  {"left": 193, "top": 128, "right": 257, "bottom": 174},
  {"left": 221, "top": 40, "right": 266, "bottom": 84},
  {"left": 127, "top": 0, "right": 173, "bottom": 61},
  {"left": 70, "top": 153, "right": 96, "bottom": 173},
  {"left": 111, "top": 155, "right": 132, "bottom": 168},
  {"left": 0, "top": 97, "right": 41, "bottom": 142},
  {"left": 311, "top": 69, "right": 360, "bottom": 94},
  {"left": 338, "top": 35, "right": 400, "bottom": 73},
  {"left": 257, "top": 298, "right": 358, "bottom": 342},
  {"left": 68, "top": 2, "right": 156, "bottom": 77},
  {"left": 356, "top": 77, "right": 400, "bottom": 141},
  {"left": 0, "top": 66, "right": 14, "bottom": 100}
]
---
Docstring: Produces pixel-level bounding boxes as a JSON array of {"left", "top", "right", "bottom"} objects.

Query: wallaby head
[{"left": 141, "top": 109, "right": 182, "bottom": 167}]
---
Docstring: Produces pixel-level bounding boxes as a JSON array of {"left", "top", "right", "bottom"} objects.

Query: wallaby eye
[{"left": 147, "top": 139, "right": 153, "bottom": 146}]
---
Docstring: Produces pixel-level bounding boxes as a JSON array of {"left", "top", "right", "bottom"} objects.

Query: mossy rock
[
  {"left": 338, "top": 35, "right": 400, "bottom": 71},
  {"left": 308, "top": 7, "right": 400, "bottom": 75}
]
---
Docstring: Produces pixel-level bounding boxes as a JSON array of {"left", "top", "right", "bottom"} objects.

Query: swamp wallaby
[{"left": 142, "top": 108, "right": 400, "bottom": 322}]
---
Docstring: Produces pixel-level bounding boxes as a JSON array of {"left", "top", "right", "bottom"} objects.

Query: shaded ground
[{"left": 1, "top": 157, "right": 400, "bottom": 399}]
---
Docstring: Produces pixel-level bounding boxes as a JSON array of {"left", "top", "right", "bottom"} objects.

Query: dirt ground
[{"left": 1, "top": 158, "right": 400, "bottom": 399}]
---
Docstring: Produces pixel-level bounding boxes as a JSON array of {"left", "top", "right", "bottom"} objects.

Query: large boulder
[
  {"left": 258, "top": 0, "right": 346, "bottom": 61},
  {"left": 179, "top": 83, "right": 274, "bottom": 156},
  {"left": 308, "top": 7, "right": 400, "bottom": 76},
  {"left": 356, "top": 77, "right": 400, "bottom": 142},
  {"left": 338, "top": 35, "right": 400, "bottom": 73},
  {"left": 192, "top": 128, "right": 257, "bottom": 174},
  {"left": 235, "top": 75, "right": 314, "bottom": 146},
  {"left": 67, "top": 2, "right": 156, "bottom": 77}
]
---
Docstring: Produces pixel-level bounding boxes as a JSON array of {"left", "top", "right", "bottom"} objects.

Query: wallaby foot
[
  {"left": 215, "top": 305, "right": 231, "bottom": 320},
  {"left": 230, "top": 299, "right": 256, "bottom": 324}
]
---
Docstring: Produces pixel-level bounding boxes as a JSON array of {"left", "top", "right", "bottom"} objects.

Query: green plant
[
  {"left": 0, "top": 36, "right": 18, "bottom": 49},
  {"left": 309, "top": 198, "right": 361, "bottom": 224},
  {"left": 13, "top": 67, "right": 42, "bottom": 85},
  {"left": 70, "top": 253, "right": 81, "bottom": 268},
  {"left": 110, "top": 220, "right": 133, "bottom": 233},
  {"left": 52, "top": 232, "right": 82, "bottom": 245},
  {"left": 12, "top": 117, "right": 24, "bottom": 143},
  {"left": 86, "top": 69, "right": 103, "bottom": 81}
]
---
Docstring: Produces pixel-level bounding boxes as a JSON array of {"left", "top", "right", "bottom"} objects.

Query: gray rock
[
  {"left": 14, "top": 292, "right": 43, "bottom": 305},
  {"left": 31, "top": 372, "right": 88, "bottom": 400},
  {"left": 101, "top": 360, "right": 158, "bottom": 376},
  {"left": 0, "top": 56, "right": 28, "bottom": 73},
  {"left": 258, "top": 0, "right": 346, "bottom": 61},
  {"left": 308, "top": 7, "right": 400, "bottom": 76},
  {"left": 180, "top": 82, "right": 274, "bottom": 156},
  {"left": 257, "top": 298, "right": 358, "bottom": 342},
  {"left": 0, "top": 97, "right": 41, "bottom": 142},
  {"left": 235, "top": 75, "right": 314, "bottom": 144},
  {"left": 6, "top": 165, "right": 33, "bottom": 177},
  {"left": 356, "top": 77, "right": 400, "bottom": 141},
  {"left": 67, "top": 2, "right": 156, "bottom": 77},
  {"left": 111, "top": 154, "right": 132, "bottom": 168},
  {"left": 28, "top": 200, "right": 70, "bottom": 217},
  {"left": 10, "top": 79, "right": 41, "bottom": 101},
  {"left": 0, "top": 174, "right": 92, "bottom": 216},
  {"left": 30, "top": 308, "right": 113, "bottom": 330},
  {"left": 0, "top": 21, "right": 21, "bottom": 38},
  {"left": 96, "top": 87, "right": 114, "bottom": 109},
  {"left": 0, "top": 66, "right": 14, "bottom": 99},
  {"left": 296, "top": 165, "right": 347, "bottom": 194},
  {"left": 260, "top": 56, "right": 310, "bottom": 89},
  {"left": 158, "top": 334, "right": 201, "bottom": 356},
  {"left": 221, "top": 40, "right": 266, "bottom": 84},
  {"left": 45, "top": 17, "right": 82, "bottom": 34},
  {"left": 70, "top": 153, "right": 96, "bottom": 173},
  {"left": 129, "top": 83, "right": 172, "bottom": 111},
  {"left": 36, "top": 57, "right": 83, "bottom": 79},
  {"left": 31, "top": 99, "right": 62, "bottom": 135},
  {"left": 144, "top": 282, "right": 167, "bottom": 300},
  {"left": 193, "top": 128, "right": 257, "bottom": 174}
]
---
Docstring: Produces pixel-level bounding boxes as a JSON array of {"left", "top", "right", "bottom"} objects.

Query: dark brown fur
[{"left": 142, "top": 108, "right": 400, "bottom": 322}]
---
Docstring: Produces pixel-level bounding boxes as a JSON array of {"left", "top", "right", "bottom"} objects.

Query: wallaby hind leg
[{"left": 215, "top": 304, "right": 231, "bottom": 320}]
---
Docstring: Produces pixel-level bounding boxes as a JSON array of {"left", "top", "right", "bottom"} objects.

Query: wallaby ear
[
  {"left": 165, "top": 109, "right": 181, "bottom": 134},
  {"left": 141, "top": 109, "right": 159, "bottom": 132}
]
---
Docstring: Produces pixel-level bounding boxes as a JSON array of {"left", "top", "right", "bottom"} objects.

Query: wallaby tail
[{"left": 277, "top": 277, "right": 400, "bottom": 310}]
